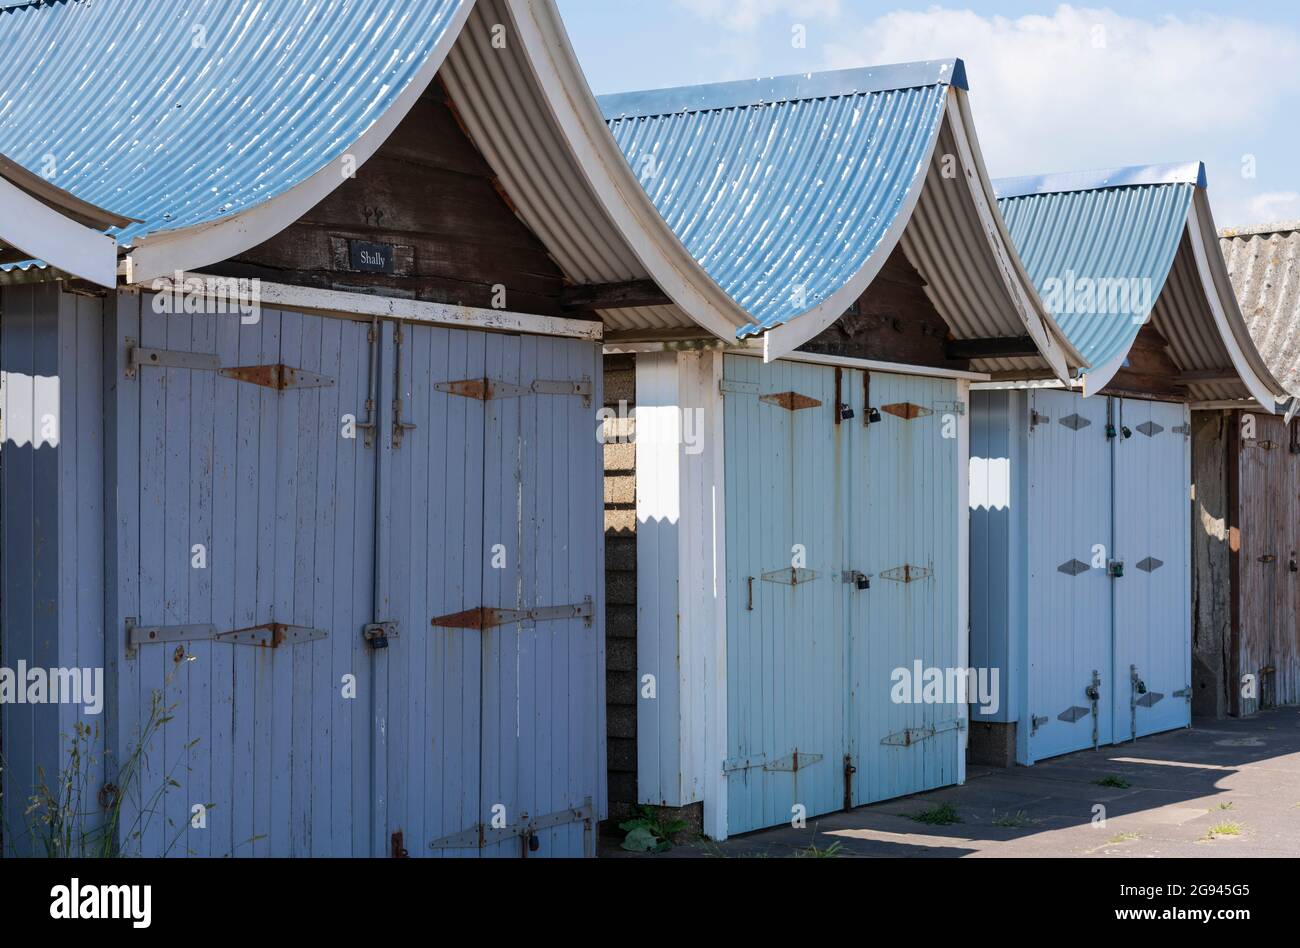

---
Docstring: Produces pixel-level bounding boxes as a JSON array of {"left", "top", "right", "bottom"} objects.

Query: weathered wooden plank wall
[{"left": 206, "top": 79, "right": 573, "bottom": 319}]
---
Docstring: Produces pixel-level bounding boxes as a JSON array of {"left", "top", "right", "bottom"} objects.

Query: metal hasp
[
  {"left": 842, "top": 570, "right": 872, "bottom": 591},
  {"left": 760, "top": 567, "right": 819, "bottom": 586},
  {"left": 125, "top": 619, "right": 327, "bottom": 659},
  {"left": 390, "top": 831, "right": 409, "bottom": 859},
  {"left": 1030, "top": 714, "right": 1050, "bottom": 735},
  {"left": 435, "top": 377, "right": 593, "bottom": 408},
  {"left": 1129, "top": 665, "right": 1164, "bottom": 741},
  {"left": 880, "top": 564, "right": 931, "bottom": 583},
  {"left": 1087, "top": 670, "right": 1102, "bottom": 749},
  {"left": 834, "top": 367, "right": 854, "bottom": 423},
  {"left": 363, "top": 622, "right": 399, "bottom": 650},
  {"left": 1108, "top": 560, "right": 1125, "bottom": 579},
  {"left": 429, "top": 798, "right": 595, "bottom": 857},
  {"left": 881, "top": 718, "right": 964, "bottom": 747},
  {"left": 431, "top": 597, "right": 594, "bottom": 631}
]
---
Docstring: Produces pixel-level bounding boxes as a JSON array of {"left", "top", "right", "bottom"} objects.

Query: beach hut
[
  {"left": 593, "top": 62, "right": 1082, "bottom": 838},
  {"left": 968, "top": 164, "right": 1288, "bottom": 766},
  {"left": 1187, "top": 223, "right": 1300, "bottom": 718},
  {"left": 0, "top": 0, "right": 642, "bottom": 858}
]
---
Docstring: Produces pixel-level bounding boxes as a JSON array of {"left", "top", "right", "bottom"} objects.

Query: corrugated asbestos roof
[
  {"left": 596, "top": 62, "right": 1079, "bottom": 375},
  {"left": 995, "top": 164, "right": 1285, "bottom": 406},
  {"left": 0, "top": 0, "right": 471, "bottom": 263},
  {"left": 1220, "top": 223, "right": 1300, "bottom": 398}
]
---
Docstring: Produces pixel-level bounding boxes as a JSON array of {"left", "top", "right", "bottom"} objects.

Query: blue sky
[{"left": 556, "top": 1, "right": 1300, "bottom": 227}]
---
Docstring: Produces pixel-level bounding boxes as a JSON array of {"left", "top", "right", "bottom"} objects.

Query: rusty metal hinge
[
  {"left": 760, "top": 391, "right": 822, "bottom": 412},
  {"left": 881, "top": 402, "right": 934, "bottom": 421},
  {"left": 879, "top": 564, "right": 932, "bottom": 583},
  {"left": 881, "top": 718, "right": 964, "bottom": 747},
  {"left": 432, "top": 596, "right": 594, "bottom": 631},
  {"left": 436, "top": 378, "right": 592, "bottom": 407},
  {"left": 723, "top": 750, "right": 823, "bottom": 773},
  {"left": 124, "top": 343, "right": 334, "bottom": 391},
  {"left": 760, "top": 567, "right": 819, "bottom": 586},
  {"left": 125, "top": 619, "right": 327, "bottom": 659},
  {"left": 219, "top": 364, "right": 334, "bottom": 391},
  {"left": 430, "top": 799, "right": 594, "bottom": 852}
]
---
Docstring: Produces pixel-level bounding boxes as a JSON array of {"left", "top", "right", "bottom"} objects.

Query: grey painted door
[
  {"left": 119, "top": 301, "right": 377, "bottom": 857},
  {"left": 391, "top": 326, "right": 604, "bottom": 858}
]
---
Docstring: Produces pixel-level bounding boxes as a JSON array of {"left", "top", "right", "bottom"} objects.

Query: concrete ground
[{"left": 607, "top": 707, "right": 1300, "bottom": 858}]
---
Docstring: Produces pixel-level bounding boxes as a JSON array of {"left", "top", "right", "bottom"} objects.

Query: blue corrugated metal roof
[
  {"left": 995, "top": 166, "right": 1196, "bottom": 375},
  {"left": 0, "top": 0, "right": 469, "bottom": 246},
  {"left": 599, "top": 62, "right": 962, "bottom": 339},
  {"left": 996, "top": 161, "right": 1206, "bottom": 200}
]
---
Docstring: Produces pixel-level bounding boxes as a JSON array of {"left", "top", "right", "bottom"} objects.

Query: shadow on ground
[{"left": 603, "top": 708, "right": 1300, "bottom": 858}]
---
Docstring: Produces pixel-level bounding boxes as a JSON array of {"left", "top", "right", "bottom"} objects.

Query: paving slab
[{"left": 603, "top": 708, "right": 1300, "bottom": 859}]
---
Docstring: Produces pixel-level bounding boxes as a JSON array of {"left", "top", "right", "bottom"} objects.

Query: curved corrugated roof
[
  {"left": 593, "top": 62, "right": 1079, "bottom": 375},
  {"left": 0, "top": 0, "right": 473, "bottom": 281},
  {"left": 995, "top": 163, "right": 1285, "bottom": 407},
  {"left": 603, "top": 73, "right": 948, "bottom": 338},
  {"left": 1219, "top": 223, "right": 1300, "bottom": 398}
]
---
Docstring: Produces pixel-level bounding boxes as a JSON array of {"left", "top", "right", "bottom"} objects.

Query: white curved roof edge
[
  {"left": 1187, "top": 192, "right": 1286, "bottom": 412},
  {"left": 763, "top": 89, "right": 1079, "bottom": 380},
  {"left": 123, "top": 0, "right": 478, "bottom": 286},
  {"left": 0, "top": 172, "right": 117, "bottom": 287},
  {"left": 757, "top": 94, "right": 941, "bottom": 365},
  {"left": 947, "top": 89, "right": 1083, "bottom": 379},
  {"left": 508, "top": 0, "right": 752, "bottom": 342},
  {"left": 995, "top": 161, "right": 1206, "bottom": 200},
  {"left": 1079, "top": 194, "right": 1286, "bottom": 412}
]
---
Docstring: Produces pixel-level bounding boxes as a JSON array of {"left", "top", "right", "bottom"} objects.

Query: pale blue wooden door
[
  {"left": 846, "top": 371, "right": 961, "bottom": 805},
  {"left": 722, "top": 354, "right": 846, "bottom": 836},
  {"left": 1024, "top": 389, "right": 1113, "bottom": 762},
  {"left": 1112, "top": 398, "right": 1192, "bottom": 740}
]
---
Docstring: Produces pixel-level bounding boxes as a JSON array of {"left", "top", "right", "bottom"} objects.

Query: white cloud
[
  {"left": 1246, "top": 191, "right": 1300, "bottom": 223},
  {"left": 677, "top": 0, "right": 841, "bottom": 32},
  {"left": 821, "top": 5, "right": 1300, "bottom": 182}
]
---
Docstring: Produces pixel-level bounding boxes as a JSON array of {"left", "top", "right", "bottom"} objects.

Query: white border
[
  {"left": 124, "top": 0, "right": 478, "bottom": 285},
  {"left": 758, "top": 96, "right": 945, "bottom": 363},
  {"left": 0, "top": 174, "right": 117, "bottom": 287},
  {"left": 1185, "top": 198, "right": 1283, "bottom": 413},
  {"left": 510, "top": 0, "right": 753, "bottom": 342},
  {"left": 136, "top": 272, "right": 603, "bottom": 340}
]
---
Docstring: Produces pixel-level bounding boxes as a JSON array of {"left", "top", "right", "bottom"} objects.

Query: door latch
[
  {"left": 842, "top": 570, "right": 872, "bottom": 591},
  {"left": 363, "top": 622, "right": 399, "bottom": 650},
  {"left": 1108, "top": 560, "right": 1125, "bottom": 578}
]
